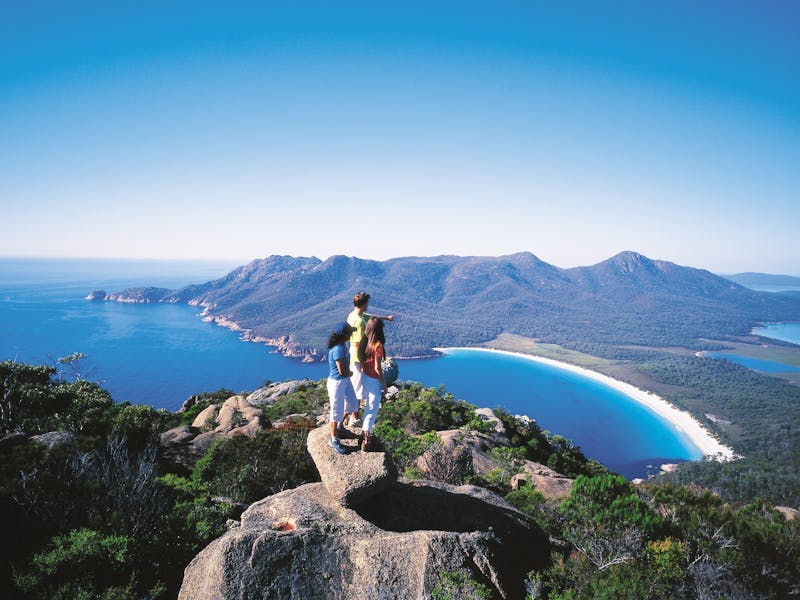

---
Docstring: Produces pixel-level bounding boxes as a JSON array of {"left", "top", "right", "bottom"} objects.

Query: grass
[{"left": 478, "top": 333, "right": 616, "bottom": 368}]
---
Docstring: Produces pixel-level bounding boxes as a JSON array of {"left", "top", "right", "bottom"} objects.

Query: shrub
[
  {"left": 377, "top": 384, "right": 478, "bottom": 433},
  {"left": 372, "top": 424, "right": 438, "bottom": 475},
  {"left": 505, "top": 485, "right": 546, "bottom": 518},
  {"left": 431, "top": 570, "right": 493, "bottom": 600},
  {"left": 13, "top": 528, "right": 135, "bottom": 599},
  {"left": 559, "top": 475, "right": 666, "bottom": 572},
  {"left": 258, "top": 381, "right": 328, "bottom": 422},
  {"left": 70, "top": 437, "right": 170, "bottom": 538},
  {"left": 192, "top": 427, "right": 318, "bottom": 504}
]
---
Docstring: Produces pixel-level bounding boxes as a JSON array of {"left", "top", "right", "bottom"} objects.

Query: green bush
[
  {"left": 152, "top": 473, "right": 234, "bottom": 595},
  {"left": 431, "top": 570, "right": 492, "bottom": 600},
  {"left": 377, "top": 384, "right": 478, "bottom": 433},
  {"left": 111, "top": 404, "right": 175, "bottom": 451},
  {"left": 192, "top": 427, "right": 318, "bottom": 504},
  {"left": 13, "top": 528, "right": 136, "bottom": 599},
  {"left": 372, "top": 424, "right": 438, "bottom": 474},
  {"left": 259, "top": 381, "right": 328, "bottom": 422},
  {"left": 561, "top": 474, "right": 665, "bottom": 537},
  {"left": 505, "top": 484, "right": 546, "bottom": 517}
]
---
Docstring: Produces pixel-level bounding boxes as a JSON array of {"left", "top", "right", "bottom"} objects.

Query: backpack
[{"left": 381, "top": 356, "right": 399, "bottom": 387}]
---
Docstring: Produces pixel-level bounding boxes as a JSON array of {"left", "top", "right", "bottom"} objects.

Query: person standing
[
  {"left": 345, "top": 291, "right": 393, "bottom": 427},
  {"left": 326, "top": 322, "right": 356, "bottom": 454},
  {"left": 359, "top": 317, "right": 387, "bottom": 451}
]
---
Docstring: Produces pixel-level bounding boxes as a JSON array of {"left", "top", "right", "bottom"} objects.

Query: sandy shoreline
[{"left": 434, "top": 346, "right": 737, "bottom": 463}]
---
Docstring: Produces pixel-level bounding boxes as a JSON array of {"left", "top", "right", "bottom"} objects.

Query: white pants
[
  {"left": 350, "top": 361, "right": 365, "bottom": 400},
  {"left": 361, "top": 375, "right": 382, "bottom": 433},
  {"left": 327, "top": 377, "right": 356, "bottom": 423}
]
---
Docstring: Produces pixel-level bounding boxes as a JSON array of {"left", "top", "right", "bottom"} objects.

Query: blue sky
[{"left": 1, "top": 1, "right": 798, "bottom": 273}]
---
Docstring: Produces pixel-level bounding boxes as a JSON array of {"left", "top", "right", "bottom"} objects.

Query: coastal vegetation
[{"left": 2, "top": 360, "right": 798, "bottom": 598}]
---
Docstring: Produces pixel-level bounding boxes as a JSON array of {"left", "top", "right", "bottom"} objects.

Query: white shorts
[
  {"left": 327, "top": 377, "right": 356, "bottom": 423},
  {"left": 350, "top": 361, "right": 366, "bottom": 400}
]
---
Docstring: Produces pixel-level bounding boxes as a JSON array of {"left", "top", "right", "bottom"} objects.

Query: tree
[{"left": 560, "top": 475, "right": 665, "bottom": 571}]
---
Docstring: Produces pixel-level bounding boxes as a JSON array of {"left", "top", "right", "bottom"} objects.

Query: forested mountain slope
[{"left": 105, "top": 251, "right": 800, "bottom": 358}]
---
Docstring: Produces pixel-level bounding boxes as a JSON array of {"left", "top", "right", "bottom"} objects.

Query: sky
[{"left": 1, "top": 1, "right": 798, "bottom": 274}]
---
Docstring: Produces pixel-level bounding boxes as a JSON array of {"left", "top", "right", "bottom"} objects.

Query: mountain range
[{"left": 100, "top": 251, "right": 800, "bottom": 359}]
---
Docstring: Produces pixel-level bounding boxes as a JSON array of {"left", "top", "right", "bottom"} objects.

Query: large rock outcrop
[
  {"left": 246, "top": 379, "right": 315, "bottom": 405},
  {"left": 178, "top": 480, "right": 550, "bottom": 600},
  {"left": 429, "top": 429, "right": 574, "bottom": 500},
  {"left": 306, "top": 426, "right": 397, "bottom": 506},
  {"left": 160, "top": 395, "right": 267, "bottom": 474},
  {"left": 178, "top": 425, "right": 552, "bottom": 599}
]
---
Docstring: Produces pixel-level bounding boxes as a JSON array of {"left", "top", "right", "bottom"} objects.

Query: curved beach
[{"left": 434, "top": 346, "right": 737, "bottom": 462}]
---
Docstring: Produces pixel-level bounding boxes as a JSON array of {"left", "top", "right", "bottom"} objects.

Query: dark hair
[
  {"left": 327, "top": 322, "right": 353, "bottom": 349},
  {"left": 358, "top": 317, "right": 385, "bottom": 360},
  {"left": 353, "top": 291, "right": 370, "bottom": 308},
  {"left": 327, "top": 331, "right": 348, "bottom": 349}
]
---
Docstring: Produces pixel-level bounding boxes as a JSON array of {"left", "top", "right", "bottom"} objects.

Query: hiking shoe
[
  {"left": 348, "top": 417, "right": 363, "bottom": 428},
  {"left": 328, "top": 437, "right": 346, "bottom": 455}
]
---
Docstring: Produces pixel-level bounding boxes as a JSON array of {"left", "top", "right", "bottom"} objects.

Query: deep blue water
[
  {"left": 704, "top": 352, "right": 800, "bottom": 373},
  {"left": 400, "top": 349, "right": 700, "bottom": 478},
  {"left": 0, "top": 258, "right": 326, "bottom": 409},
  {"left": 0, "top": 258, "right": 701, "bottom": 478}
]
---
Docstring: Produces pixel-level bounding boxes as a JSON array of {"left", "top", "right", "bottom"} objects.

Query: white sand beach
[{"left": 434, "top": 347, "right": 737, "bottom": 462}]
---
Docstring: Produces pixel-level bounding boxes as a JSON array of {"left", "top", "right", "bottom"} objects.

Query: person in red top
[{"left": 358, "top": 316, "right": 386, "bottom": 450}]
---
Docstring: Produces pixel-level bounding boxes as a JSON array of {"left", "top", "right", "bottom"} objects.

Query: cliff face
[{"left": 177, "top": 426, "right": 551, "bottom": 599}]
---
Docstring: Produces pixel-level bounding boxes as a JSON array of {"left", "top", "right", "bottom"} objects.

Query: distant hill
[
  {"left": 104, "top": 252, "right": 800, "bottom": 359},
  {"left": 724, "top": 272, "right": 800, "bottom": 290}
]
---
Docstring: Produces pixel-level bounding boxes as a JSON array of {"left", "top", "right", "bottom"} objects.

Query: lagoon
[
  {"left": 1, "top": 258, "right": 703, "bottom": 478},
  {"left": 704, "top": 352, "right": 800, "bottom": 374}
]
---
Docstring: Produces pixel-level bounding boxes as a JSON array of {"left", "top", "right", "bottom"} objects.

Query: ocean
[{"left": 1, "top": 257, "right": 715, "bottom": 478}]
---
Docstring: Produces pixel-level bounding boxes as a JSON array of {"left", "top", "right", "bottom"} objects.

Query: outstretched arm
[{"left": 365, "top": 312, "right": 394, "bottom": 321}]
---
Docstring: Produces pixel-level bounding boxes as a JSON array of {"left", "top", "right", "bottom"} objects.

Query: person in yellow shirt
[{"left": 344, "top": 291, "right": 393, "bottom": 427}]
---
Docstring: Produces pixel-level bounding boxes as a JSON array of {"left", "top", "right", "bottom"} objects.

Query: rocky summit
[
  {"left": 178, "top": 426, "right": 551, "bottom": 599},
  {"left": 306, "top": 425, "right": 397, "bottom": 507}
]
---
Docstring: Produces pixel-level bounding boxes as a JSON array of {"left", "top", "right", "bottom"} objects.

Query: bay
[
  {"left": 400, "top": 349, "right": 699, "bottom": 478},
  {"left": 0, "top": 258, "right": 700, "bottom": 478},
  {"left": 753, "top": 322, "right": 800, "bottom": 346}
]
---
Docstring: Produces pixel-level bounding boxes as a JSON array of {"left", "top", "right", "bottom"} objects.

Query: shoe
[
  {"left": 328, "top": 437, "right": 346, "bottom": 455},
  {"left": 348, "top": 417, "right": 363, "bottom": 428}
]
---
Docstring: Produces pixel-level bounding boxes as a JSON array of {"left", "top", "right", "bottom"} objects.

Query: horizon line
[{"left": 1, "top": 253, "right": 798, "bottom": 278}]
